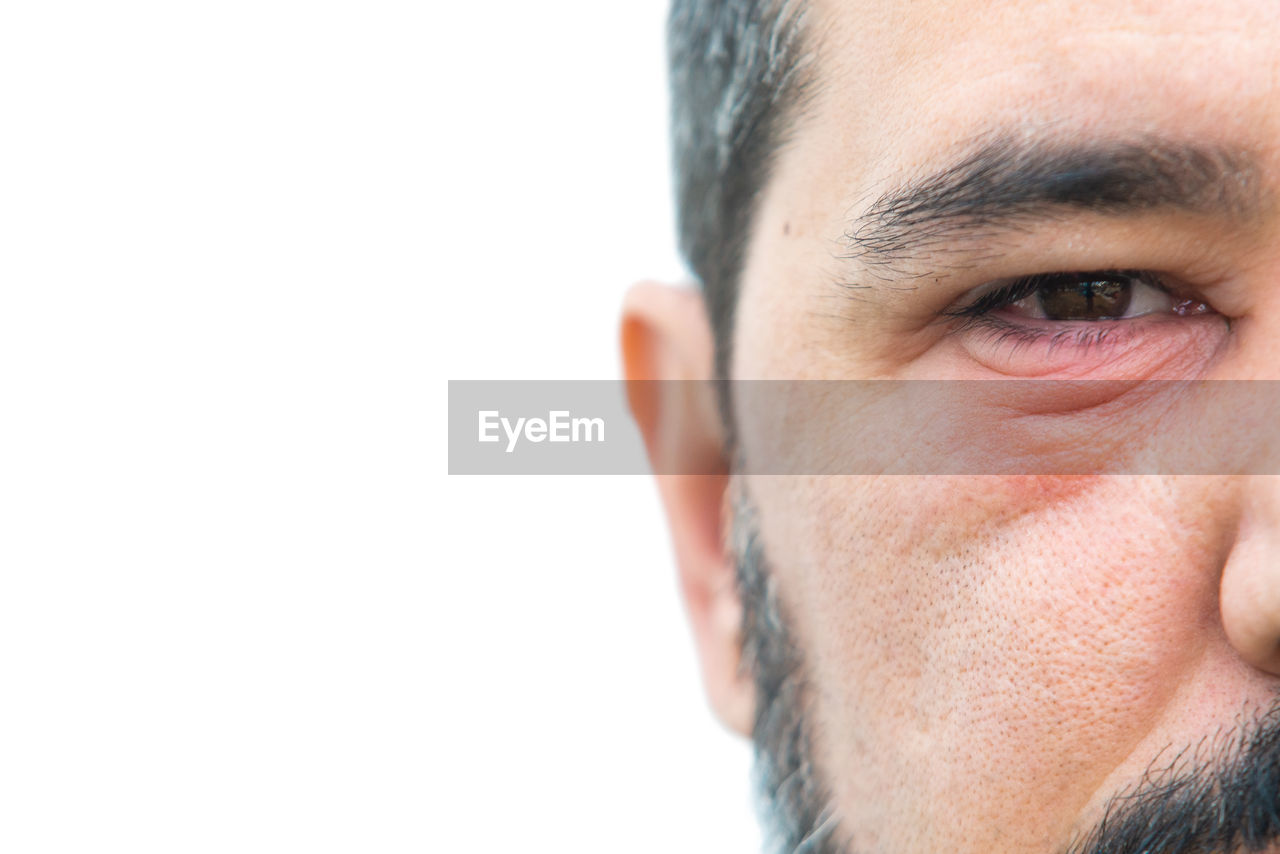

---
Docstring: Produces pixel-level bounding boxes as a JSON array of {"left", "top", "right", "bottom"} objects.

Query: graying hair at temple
[{"left": 667, "top": 0, "right": 811, "bottom": 380}]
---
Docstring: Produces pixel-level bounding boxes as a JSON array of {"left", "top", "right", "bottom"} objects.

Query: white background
[{"left": 0, "top": 1, "right": 758, "bottom": 852}]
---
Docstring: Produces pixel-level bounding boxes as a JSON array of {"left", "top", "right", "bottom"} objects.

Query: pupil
[{"left": 1038, "top": 278, "right": 1132, "bottom": 320}]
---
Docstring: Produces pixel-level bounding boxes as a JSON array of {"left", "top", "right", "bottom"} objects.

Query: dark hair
[
  {"left": 732, "top": 495, "right": 845, "bottom": 853},
  {"left": 667, "top": 0, "right": 812, "bottom": 380},
  {"left": 670, "top": 11, "right": 831, "bottom": 849}
]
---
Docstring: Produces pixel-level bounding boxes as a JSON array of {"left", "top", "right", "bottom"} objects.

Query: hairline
[{"left": 667, "top": 0, "right": 816, "bottom": 385}]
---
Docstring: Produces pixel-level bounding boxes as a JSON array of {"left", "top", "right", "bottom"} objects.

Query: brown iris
[{"left": 1038, "top": 276, "right": 1132, "bottom": 320}]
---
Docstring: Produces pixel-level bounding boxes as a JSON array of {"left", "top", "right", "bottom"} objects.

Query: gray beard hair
[
  {"left": 732, "top": 493, "right": 847, "bottom": 854},
  {"left": 733, "top": 489, "right": 1280, "bottom": 854}
]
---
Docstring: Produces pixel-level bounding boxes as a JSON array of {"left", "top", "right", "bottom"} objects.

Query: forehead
[
  {"left": 777, "top": 0, "right": 1280, "bottom": 222},
  {"left": 806, "top": 0, "right": 1280, "bottom": 147}
]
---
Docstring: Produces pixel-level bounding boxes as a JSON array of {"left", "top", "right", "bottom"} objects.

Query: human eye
[
  {"left": 941, "top": 270, "right": 1227, "bottom": 377},
  {"left": 948, "top": 270, "right": 1212, "bottom": 324}
]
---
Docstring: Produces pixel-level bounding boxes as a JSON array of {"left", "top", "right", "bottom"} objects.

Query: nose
[{"left": 1221, "top": 477, "right": 1280, "bottom": 676}]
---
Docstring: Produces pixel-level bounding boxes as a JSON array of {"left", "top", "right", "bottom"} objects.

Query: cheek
[
  {"left": 926, "top": 479, "right": 1236, "bottom": 843},
  {"left": 934, "top": 480, "right": 1223, "bottom": 762},
  {"left": 751, "top": 474, "right": 1237, "bottom": 850}
]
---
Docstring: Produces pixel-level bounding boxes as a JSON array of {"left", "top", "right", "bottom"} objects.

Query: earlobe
[{"left": 620, "top": 282, "right": 754, "bottom": 738}]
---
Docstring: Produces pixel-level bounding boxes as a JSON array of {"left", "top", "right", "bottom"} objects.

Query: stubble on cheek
[{"left": 747, "top": 473, "right": 1239, "bottom": 852}]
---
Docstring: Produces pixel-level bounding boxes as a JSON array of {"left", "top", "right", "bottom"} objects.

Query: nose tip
[{"left": 1221, "top": 477, "right": 1280, "bottom": 676}]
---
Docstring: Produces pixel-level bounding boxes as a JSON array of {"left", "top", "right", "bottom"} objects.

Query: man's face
[{"left": 718, "top": 0, "right": 1280, "bottom": 851}]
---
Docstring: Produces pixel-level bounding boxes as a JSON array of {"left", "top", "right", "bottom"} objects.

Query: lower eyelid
[
  {"left": 968, "top": 317, "right": 1135, "bottom": 354},
  {"left": 953, "top": 313, "right": 1228, "bottom": 379}
]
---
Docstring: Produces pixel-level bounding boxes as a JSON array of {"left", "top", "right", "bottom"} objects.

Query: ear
[{"left": 620, "top": 282, "right": 753, "bottom": 738}]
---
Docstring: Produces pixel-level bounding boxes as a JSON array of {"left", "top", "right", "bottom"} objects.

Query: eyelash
[
  {"left": 941, "top": 269, "right": 1192, "bottom": 352},
  {"left": 959, "top": 319, "right": 1128, "bottom": 355},
  {"left": 944, "top": 269, "right": 1162, "bottom": 320}
]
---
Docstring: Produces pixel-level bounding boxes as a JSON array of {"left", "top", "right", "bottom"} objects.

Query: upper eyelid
[{"left": 942, "top": 275, "right": 1045, "bottom": 318}]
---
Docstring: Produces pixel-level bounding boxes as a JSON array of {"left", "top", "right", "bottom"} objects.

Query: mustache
[{"left": 1069, "top": 699, "right": 1280, "bottom": 854}]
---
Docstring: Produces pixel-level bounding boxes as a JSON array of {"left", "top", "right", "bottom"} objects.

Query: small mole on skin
[{"left": 783, "top": 222, "right": 791, "bottom": 235}]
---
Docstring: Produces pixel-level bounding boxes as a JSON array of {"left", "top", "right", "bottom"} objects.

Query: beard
[
  {"left": 732, "top": 492, "right": 847, "bottom": 854},
  {"left": 731, "top": 491, "right": 1280, "bottom": 854},
  {"left": 1064, "top": 704, "right": 1280, "bottom": 854}
]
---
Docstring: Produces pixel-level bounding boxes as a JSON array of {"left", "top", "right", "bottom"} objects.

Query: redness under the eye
[
  {"left": 951, "top": 312, "right": 1229, "bottom": 379},
  {"left": 958, "top": 314, "right": 1154, "bottom": 372},
  {"left": 970, "top": 317, "right": 1133, "bottom": 353}
]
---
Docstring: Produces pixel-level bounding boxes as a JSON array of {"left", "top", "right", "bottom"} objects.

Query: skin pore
[{"left": 624, "top": 0, "right": 1280, "bottom": 851}]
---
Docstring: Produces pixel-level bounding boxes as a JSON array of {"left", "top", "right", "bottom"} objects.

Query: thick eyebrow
[{"left": 844, "top": 136, "right": 1261, "bottom": 270}]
